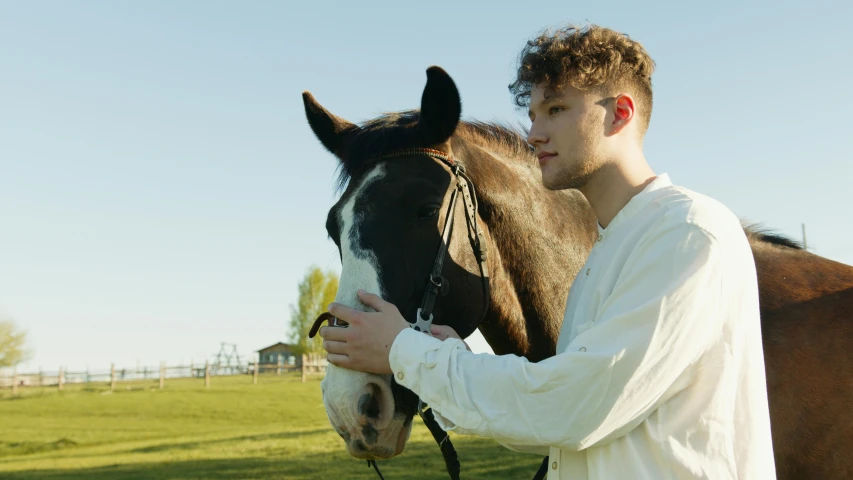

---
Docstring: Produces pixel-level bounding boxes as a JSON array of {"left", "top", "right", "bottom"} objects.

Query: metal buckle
[{"left": 413, "top": 308, "right": 433, "bottom": 333}]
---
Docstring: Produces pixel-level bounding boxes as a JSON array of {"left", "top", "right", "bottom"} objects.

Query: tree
[
  {"left": 288, "top": 266, "right": 339, "bottom": 357},
  {"left": 0, "top": 318, "right": 29, "bottom": 368}
]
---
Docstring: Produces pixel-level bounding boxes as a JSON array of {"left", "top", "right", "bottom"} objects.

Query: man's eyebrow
[{"left": 528, "top": 97, "right": 554, "bottom": 119}]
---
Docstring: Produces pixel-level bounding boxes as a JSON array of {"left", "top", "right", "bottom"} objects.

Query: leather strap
[{"left": 414, "top": 174, "right": 461, "bottom": 330}]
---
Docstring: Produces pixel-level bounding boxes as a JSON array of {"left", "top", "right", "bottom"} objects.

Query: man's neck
[{"left": 580, "top": 156, "right": 657, "bottom": 229}]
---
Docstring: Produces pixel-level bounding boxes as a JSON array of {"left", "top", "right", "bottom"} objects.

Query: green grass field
[{"left": 0, "top": 374, "right": 543, "bottom": 479}]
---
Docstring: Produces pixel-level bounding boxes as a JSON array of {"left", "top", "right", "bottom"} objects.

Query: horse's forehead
[
  {"left": 331, "top": 156, "right": 450, "bottom": 228},
  {"left": 337, "top": 164, "right": 387, "bottom": 228}
]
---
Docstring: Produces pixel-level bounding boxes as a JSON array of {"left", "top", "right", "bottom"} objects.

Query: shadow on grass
[
  {"left": 0, "top": 438, "right": 78, "bottom": 456},
  {"left": 129, "top": 429, "right": 330, "bottom": 454},
  {"left": 0, "top": 436, "right": 543, "bottom": 480}
]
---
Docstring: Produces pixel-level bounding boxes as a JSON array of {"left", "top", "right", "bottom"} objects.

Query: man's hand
[
  {"left": 319, "top": 290, "right": 410, "bottom": 374},
  {"left": 430, "top": 325, "right": 471, "bottom": 351}
]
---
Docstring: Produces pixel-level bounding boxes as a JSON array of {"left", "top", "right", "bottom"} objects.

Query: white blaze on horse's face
[{"left": 322, "top": 164, "right": 413, "bottom": 460}]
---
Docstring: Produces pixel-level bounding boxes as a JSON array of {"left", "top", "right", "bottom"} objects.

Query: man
[{"left": 320, "top": 24, "right": 776, "bottom": 479}]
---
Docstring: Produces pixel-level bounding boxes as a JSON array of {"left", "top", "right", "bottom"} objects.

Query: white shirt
[{"left": 389, "top": 174, "right": 776, "bottom": 479}]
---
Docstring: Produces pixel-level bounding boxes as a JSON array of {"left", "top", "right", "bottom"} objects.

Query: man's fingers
[
  {"left": 326, "top": 353, "right": 351, "bottom": 368},
  {"left": 318, "top": 325, "right": 349, "bottom": 341},
  {"left": 357, "top": 290, "right": 394, "bottom": 313},
  {"left": 328, "top": 292, "right": 399, "bottom": 324},
  {"left": 328, "top": 302, "right": 363, "bottom": 324},
  {"left": 431, "top": 324, "right": 461, "bottom": 340},
  {"left": 323, "top": 340, "right": 348, "bottom": 355}
]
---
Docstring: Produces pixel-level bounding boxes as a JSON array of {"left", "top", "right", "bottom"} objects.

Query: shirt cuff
[
  {"left": 389, "top": 327, "right": 443, "bottom": 388},
  {"left": 389, "top": 327, "right": 483, "bottom": 431}
]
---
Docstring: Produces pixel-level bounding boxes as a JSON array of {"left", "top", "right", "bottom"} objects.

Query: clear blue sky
[{"left": 1, "top": 1, "right": 850, "bottom": 372}]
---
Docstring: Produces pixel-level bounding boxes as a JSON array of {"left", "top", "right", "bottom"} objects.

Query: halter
[
  {"left": 309, "top": 147, "right": 492, "bottom": 480},
  {"left": 394, "top": 148, "right": 491, "bottom": 337}
]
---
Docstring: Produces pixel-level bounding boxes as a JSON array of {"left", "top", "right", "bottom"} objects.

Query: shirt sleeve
[{"left": 388, "top": 221, "right": 725, "bottom": 451}]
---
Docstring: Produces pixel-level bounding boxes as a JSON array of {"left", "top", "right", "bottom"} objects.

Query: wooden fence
[{"left": 0, "top": 355, "right": 327, "bottom": 395}]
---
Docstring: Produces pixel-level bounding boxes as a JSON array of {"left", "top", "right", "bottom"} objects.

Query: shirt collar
[{"left": 600, "top": 173, "right": 672, "bottom": 235}]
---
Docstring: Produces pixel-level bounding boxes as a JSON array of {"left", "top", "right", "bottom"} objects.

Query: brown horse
[{"left": 302, "top": 66, "right": 853, "bottom": 479}]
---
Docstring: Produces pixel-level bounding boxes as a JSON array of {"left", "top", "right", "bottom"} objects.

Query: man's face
[{"left": 527, "top": 84, "right": 608, "bottom": 191}]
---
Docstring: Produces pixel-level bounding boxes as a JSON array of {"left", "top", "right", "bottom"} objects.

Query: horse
[{"left": 302, "top": 66, "right": 853, "bottom": 479}]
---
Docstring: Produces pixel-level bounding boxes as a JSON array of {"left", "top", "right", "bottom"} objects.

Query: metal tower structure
[{"left": 211, "top": 342, "right": 244, "bottom": 375}]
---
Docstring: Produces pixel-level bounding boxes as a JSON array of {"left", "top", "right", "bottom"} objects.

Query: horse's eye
[{"left": 418, "top": 205, "right": 440, "bottom": 219}]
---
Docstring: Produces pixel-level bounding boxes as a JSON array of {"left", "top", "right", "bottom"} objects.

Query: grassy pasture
[{"left": 0, "top": 373, "right": 542, "bottom": 479}]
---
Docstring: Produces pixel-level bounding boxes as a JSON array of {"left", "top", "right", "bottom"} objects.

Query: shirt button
[
  {"left": 596, "top": 235, "right": 603, "bottom": 242},
  {"left": 552, "top": 461, "right": 558, "bottom": 470},
  {"left": 585, "top": 268, "right": 590, "bottom": 276},
  {"left": 396, "top": 372, "right": 404, "bottom": 380},
  {"left": 579, "top": 347, "right": 587, "bottom": 352}
]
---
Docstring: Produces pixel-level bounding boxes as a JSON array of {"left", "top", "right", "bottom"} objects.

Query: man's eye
[{"left": 549, "top": 106, "right": 563, "bottom": 115}]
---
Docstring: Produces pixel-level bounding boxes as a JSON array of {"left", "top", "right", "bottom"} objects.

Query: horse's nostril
[
  {"left": 358, "top": 389, "right": 381, "bottom": 420},
  {"left": 355, "top": 377, "right": 396, "bottom": 430}
]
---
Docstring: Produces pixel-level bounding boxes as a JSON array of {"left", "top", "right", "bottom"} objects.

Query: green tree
[
  {"left": 0, "top": 318, "right": 29, "bottom": 368},
  {"left": 288, "top": 266, "right": 339, "bottom": 357}
]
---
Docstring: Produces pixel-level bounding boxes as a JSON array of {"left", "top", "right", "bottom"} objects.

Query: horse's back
[{"left": 751, "top": 242, "right": 853, "bottom": 479}]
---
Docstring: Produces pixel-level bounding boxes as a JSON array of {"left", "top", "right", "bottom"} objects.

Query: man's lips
[{"left": 537, "top": 152, "right": 556, "bottom": 164}]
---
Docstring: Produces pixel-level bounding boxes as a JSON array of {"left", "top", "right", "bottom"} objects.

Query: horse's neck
[{"left": 464, "top": 143, "right": 598, "bottom": 361}]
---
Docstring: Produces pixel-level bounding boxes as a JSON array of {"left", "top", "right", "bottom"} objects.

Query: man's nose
[{"left": 527, "top": 122, "right": 548, "bottom": 147}]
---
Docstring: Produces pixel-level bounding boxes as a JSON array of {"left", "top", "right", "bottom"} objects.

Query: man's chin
[
  {"left": 540, "top": 167, "right": 563, "bottom": 190},
  {"left": 542, "top": 167, "right": 596, "bottom": 191},
  {"left": 542, "top": 176, "right": 588, "bottom": 191},
  {"left": 542, "top": 181, "right": 564, "bottom": 191}
]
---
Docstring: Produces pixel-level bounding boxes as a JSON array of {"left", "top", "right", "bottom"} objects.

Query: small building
[{"left": 257, "top": 342, "right": 300, "bottom": 367}]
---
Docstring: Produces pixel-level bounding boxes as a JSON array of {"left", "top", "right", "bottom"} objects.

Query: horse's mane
[
  {"left": 744, "top": 224, "right": 804, "bottom": 250},
  {"left": 456, "top": 120, "right": 534, "bottom": 163},
  {"left": 334, "top": 112, "right": 533, "bottom": 191}
]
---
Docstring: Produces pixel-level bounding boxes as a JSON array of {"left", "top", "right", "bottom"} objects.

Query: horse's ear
[
  {"left": 419, "top": 66, "right": 461, "bottom": 146},
  {"left": 302, "top": 91, "right": 357, "bottom": 157}
]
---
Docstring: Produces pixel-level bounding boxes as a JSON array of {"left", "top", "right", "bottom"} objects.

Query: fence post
[
  {"left": 12, "top": 366, "right": 18, "bottom": 395},
  {"left": 204, "top": 361, "right": 210, "bottom": 388},
  {"left": 301, "top": 354, "right": 307, "bottom": 383},
  {"left": 58, "top": 367, "right": 65, "bottom": 391},
  {"left": 253, "top": 360, "right": 259, "bottom": 385},
  {"left": 39, "top": 368, "right": 44, "bottom": 387},
  {"left": 111, "top": 363, "right": 116, "bottom": 392},
  {"left": 159, "top": 362, "right": 165, "bottom": 389}
]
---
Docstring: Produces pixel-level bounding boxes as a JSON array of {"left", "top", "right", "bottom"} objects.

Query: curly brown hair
[{"left": 509, "top": 24, "right": 656, "bottom": 135}]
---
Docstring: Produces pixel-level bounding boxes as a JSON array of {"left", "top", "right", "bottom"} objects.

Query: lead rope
[
  {"left": 420, "top": 406, "right": 461, "bottom": 480},
  {"left": 367, "top": 460, "right": 386, "bottom": 479},
  {"left": 532, "top": 456, "right": 549, "bottom": 480}
]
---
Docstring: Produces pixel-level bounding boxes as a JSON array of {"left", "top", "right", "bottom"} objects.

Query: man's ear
[{"left": 609, "top": 94, "right": 635, "bottom": 135}]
